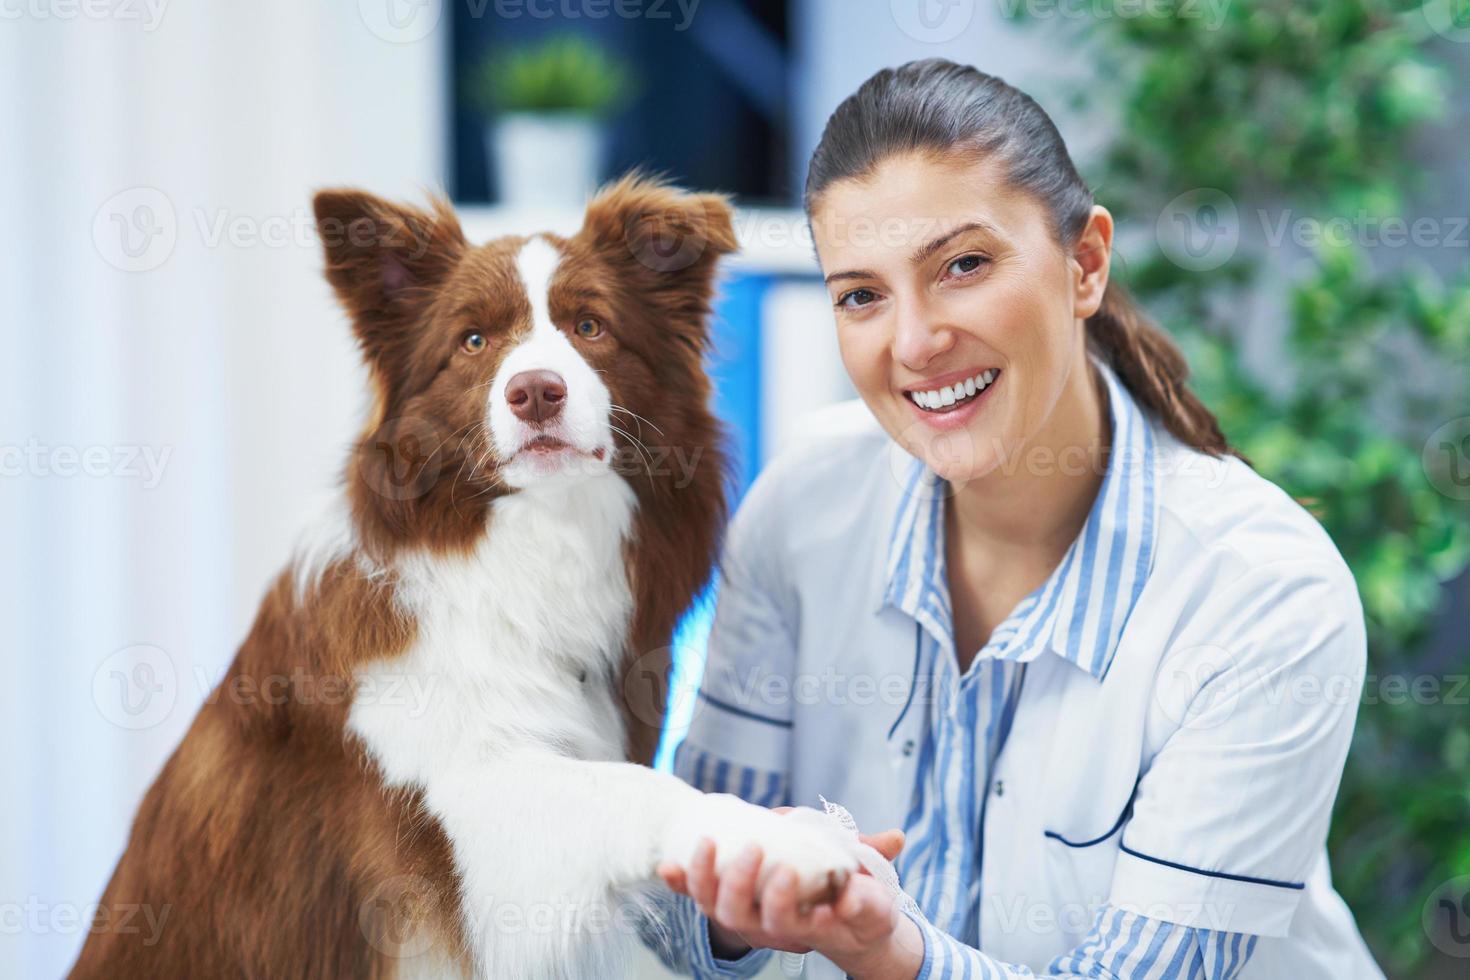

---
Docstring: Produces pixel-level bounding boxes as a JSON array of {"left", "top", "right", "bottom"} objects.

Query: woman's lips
[
  {"left": 902, "top": 369, "right": 1000, "bottom": 429},
  {"left": 905, "top": 368, "right": 999, "bottom": 412}
]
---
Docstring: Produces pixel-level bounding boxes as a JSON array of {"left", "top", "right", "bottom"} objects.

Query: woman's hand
[{"left": 655, "top": 811, "right": 913, "bottom": 969}]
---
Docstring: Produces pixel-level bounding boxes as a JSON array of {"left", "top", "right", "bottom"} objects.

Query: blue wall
[{"left": 655, "top": 271, "right": 770, "bottom": 770}]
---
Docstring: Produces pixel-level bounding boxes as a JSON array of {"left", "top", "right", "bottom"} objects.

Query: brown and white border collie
[{"left": 71, "top": 175, "right": 859, "bottom": 979}]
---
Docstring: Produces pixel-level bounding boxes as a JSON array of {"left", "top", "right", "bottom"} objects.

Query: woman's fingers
[
  {"left": 859, "top": 827, "right": 905, "bottom": 862},
  {"left": 835, "top": 875, "right": 867, "bottom": 919},
  {"left": 667, "top": 821, "right": 903, "bottom": 953},
  {"left": 834, "top": 875, "right": 900, "bottom": 946},
  {"left": 656, "top": 861, "right": 689, "bottom": 896},
  {"left": 759, "top": 865, "right": 799, "bottom": 936},
  {"left": 806, "top": 902, "right": 840, "bottom": 937},
  {"left": 685, "top": 838, "right": 720, "bottom": 911},
  {"left": 713, "top": 844, "right": 764, "bottom": 934}
]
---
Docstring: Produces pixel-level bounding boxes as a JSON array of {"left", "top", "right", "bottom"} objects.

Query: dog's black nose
[{"left": 506, "top": 370, "right": 567, "bottom": 424}]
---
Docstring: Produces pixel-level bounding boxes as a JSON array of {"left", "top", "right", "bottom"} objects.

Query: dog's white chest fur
[
  {"left": 327, "top": 470, "right": 858, "bottom": 975},
  {"left": 337, "top": 473, "right": 862, "bottom": 979},
  {"left": 349, "top": 473, "right": 639, "bottom": 787},
  {"left": 345, "top": 475, "right": 643, "bottom": 976}
]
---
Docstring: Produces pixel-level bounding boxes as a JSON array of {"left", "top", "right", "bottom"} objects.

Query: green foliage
[
  {"left": 1090, "top": 1, "right": 1450, "bottom": 212},
  {"left": 465, "top": 34, "right": 634, "bottom": 118},
  {"left": 1013, "top": 1, "right": 1470, "bottom": 972}
]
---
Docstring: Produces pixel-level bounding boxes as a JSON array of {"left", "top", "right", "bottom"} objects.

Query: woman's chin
[
  {"left": 925, "top": 448, "right": 1003, "bottom": 488},
  {"left": 875, "top": 404, "right": 999, "bottom": 489},
  {"left": 882, "top": 410, "right": 1002, "bottom": 483}
]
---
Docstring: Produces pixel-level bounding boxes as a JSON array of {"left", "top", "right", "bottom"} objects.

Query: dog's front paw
[{"left": 661, "top": 794, "right": 860, "bottom": 903}]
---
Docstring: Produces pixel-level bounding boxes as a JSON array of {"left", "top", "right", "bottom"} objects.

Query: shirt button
[
  {"left": 994, "top": 780, "right": 1005, "bottom": 797},
  {"left": 902, "top": 739, "right": 916, "bottom": 757}
]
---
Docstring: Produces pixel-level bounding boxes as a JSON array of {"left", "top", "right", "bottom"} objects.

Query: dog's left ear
[
  {"left": 578, "top": 174, "right": 737, "bottom": 348},
  {"left": 313, "top": 189, "right": 467, "bottom": 366}
]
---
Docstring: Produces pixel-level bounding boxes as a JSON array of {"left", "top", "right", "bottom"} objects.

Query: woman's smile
[{"left": 901, "top": 366, "right": 1002, "bottom": 430}]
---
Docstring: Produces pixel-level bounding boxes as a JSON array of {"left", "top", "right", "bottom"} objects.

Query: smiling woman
[{"left": 658, "top": 59, "right": 1383, "bottom": 980}]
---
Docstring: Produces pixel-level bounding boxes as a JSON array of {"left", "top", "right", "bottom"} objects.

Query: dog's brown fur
[{"left": 71, "top": 175, "right": 736, "bottom": 978}]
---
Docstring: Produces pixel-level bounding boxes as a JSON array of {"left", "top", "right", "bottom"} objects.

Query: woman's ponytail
[{"left": 1086, "top": 282, "right": 1238, "bottom": 458}]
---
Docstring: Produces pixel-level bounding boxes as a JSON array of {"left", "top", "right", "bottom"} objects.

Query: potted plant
[{"left": 466, "top": 35, "right": 633, "bottom": 207}]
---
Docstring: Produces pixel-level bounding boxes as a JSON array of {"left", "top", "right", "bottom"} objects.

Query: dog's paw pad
[{"left": 664, "top": 794, "right": 860, "bottom": 903}]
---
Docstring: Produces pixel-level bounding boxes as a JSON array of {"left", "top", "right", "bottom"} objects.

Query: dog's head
[{"left": 314, "top": 175, "right": 736, "bottom": 554}]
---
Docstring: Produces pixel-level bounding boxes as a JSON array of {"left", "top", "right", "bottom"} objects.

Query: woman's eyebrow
[
  {"left": 823, "top": 268, "right": 877, "bottom": 286},
  {"left": 910, "top": 220, "right": 996, "bottom": 265},
  {"left": 821, "top": 220, "right": 999, "bottom": 285}
]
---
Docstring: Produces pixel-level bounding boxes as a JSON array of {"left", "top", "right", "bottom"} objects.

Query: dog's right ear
[{"left": 313, "top": 189, "right": 467, "bottom": 365}]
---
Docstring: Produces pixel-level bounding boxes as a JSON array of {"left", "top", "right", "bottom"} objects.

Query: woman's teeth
[{"left": 907, "top": 369, "right": 998, "bottom": 412}]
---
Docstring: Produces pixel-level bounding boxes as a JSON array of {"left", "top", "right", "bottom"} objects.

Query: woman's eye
[
  {"left": 837, "top": 288, "right": 879, "bottom": 309},
  {"left": 574, "top": 317, "right": 604, "bottom": 339},
  {"left": 461, "top": 331, "right": 487, "bottom": 354},
  {"left": 947, "top": 254, "right": 986, "bottom": 277}
]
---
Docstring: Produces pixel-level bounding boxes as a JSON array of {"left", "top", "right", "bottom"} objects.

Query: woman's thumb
[{"left": 860, "top": 828, "right": 905, "bottom": 862}]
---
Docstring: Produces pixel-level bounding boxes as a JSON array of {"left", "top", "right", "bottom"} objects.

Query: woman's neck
[
  {"left": 948, "top": 354, "right": 1110, "bottom": 563},
  {"left": 942, "top": 353, "right": 1111, "bottom": 663}
]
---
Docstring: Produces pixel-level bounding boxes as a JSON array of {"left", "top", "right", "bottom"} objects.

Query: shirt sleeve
[
  {"left": 637, "top": 888, "right": 774, "bottom": 979},
  {"left": 905, "top": 905, "right": 1259, "bottom": 979},
  {"left": 1109, "top": 559, "right": 1366, "bottom": 936},
  {"left": 671, "top": 465, "right": 799, "bottom": 803}
]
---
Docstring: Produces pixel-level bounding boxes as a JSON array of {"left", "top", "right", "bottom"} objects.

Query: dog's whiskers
[
  {"left": 430, "top": 418, "right": 484, "bottom": 459},
  {"left": 609, "top": 423, "right": 657, "bottom": 484},
  {"left": 609, "top": 403, "right": 665, "bottom": 438}
]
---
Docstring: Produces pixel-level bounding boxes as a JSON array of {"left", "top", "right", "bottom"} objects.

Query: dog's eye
[
  {"left": 574, "top": 318, "right": 604, "bottom": 340},
  {"left": 461, "top": 331, "right": 487, "bottom": 354}
]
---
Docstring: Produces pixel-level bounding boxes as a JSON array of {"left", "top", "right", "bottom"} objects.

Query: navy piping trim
[
  {"left": 1117, "top": 843, "right": 1306, "bottom": 890},
  {"left": 1044, "top": 774, "right": 1140, "bottom": 848},
  {"left": 887, "top": 622, "right": 923, "bottom": 740},
  {"left": 696, "top": 690, "right": 793, "bottom": 729}
]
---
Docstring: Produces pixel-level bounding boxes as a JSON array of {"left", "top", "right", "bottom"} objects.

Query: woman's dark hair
[{"left": 805, "top": 58, "right": 1233, "bottom": 457}]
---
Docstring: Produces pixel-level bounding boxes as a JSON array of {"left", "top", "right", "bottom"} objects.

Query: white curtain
[{"left": 0, "top": 4, "right": 445, "bottom": 975}]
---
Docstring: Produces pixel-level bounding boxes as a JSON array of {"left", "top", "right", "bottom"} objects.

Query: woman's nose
[{"left": 891, "top": 298, "right": 954, "bottom": 370}]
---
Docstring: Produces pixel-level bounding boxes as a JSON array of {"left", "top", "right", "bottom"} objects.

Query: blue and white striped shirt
[{"left": 654, "top": 361, "right": 1380, "bottom": 979}]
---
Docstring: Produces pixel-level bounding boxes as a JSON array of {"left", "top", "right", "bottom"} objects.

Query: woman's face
[{"left": 811, "top": 151, "right": 1109, "bottom": 485}]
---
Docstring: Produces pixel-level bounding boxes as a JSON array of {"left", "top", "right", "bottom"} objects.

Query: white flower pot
[{"left": 487, "top": 113, "right": 606, "bottom": 207}]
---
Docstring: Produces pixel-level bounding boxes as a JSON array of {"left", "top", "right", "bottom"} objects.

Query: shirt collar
[{"left": 879, "top": 359, "right": 1159, "bottom": 682}]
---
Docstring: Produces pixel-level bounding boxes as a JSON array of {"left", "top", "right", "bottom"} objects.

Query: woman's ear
[
  {"left": 312, "top": 189, "right": 468, "bottom": 366},
  {"left": 1072, "top": 205, "right": 1113, "bottom": 320}
]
